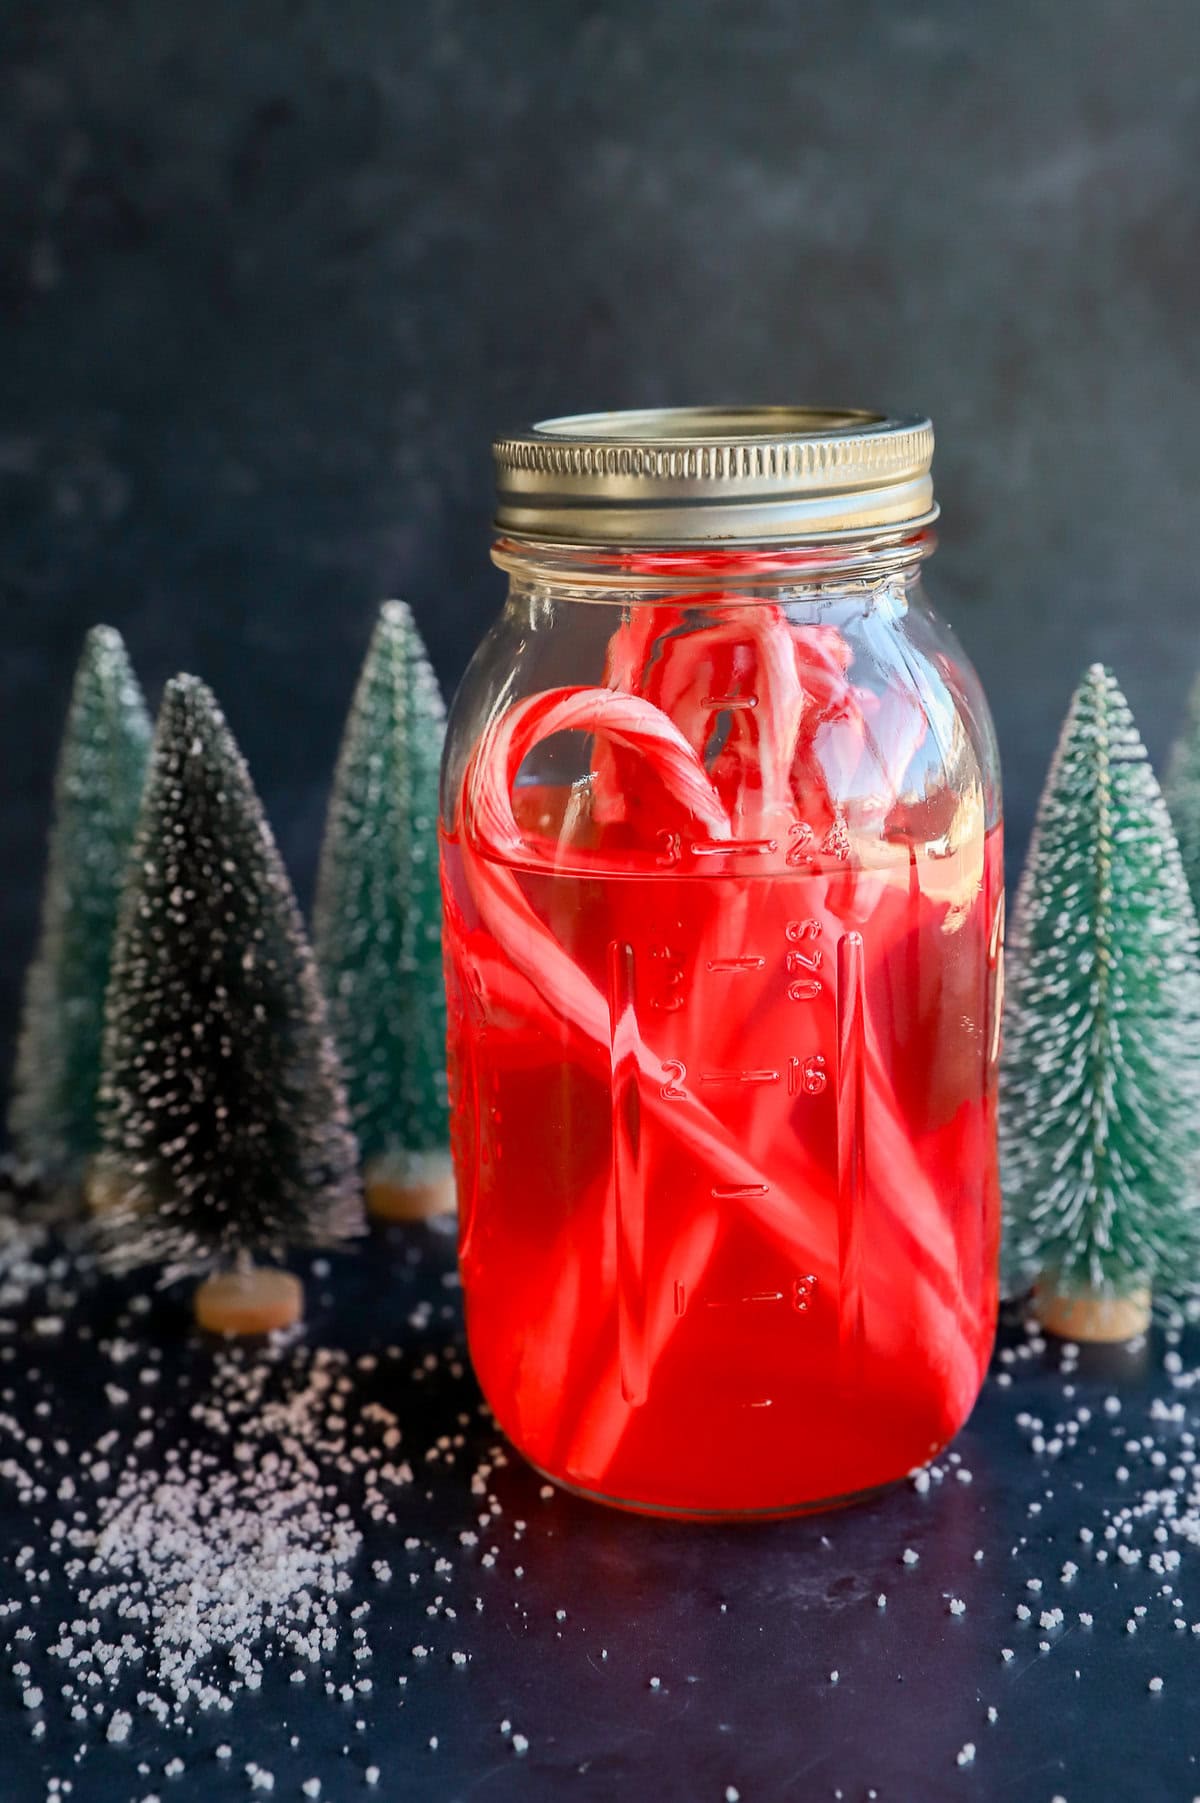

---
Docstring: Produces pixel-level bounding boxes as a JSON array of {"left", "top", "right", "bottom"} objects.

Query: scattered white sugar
[
  {"left": 538, "top": 1485, "right": 554, "bottom": 1500},
  {"left": 163, "top": 1758, "right": 184, "bottom": 1777},
  {"left": 301, "top": 1783, "right": 321, "bottom": 1799},
  {"left": 22, "top": 1685, "right": 43, "bottom": 1708},
  {"left": 1001, "top": 1649, "right": 1014, "bottom": 1662},
  {"left": 948, "top": 1599, "right": 965, "bottom": 1616},
  {"left": 725, "top": 1790, "right": 740, "bottom": 1803},
  {"left": 0, "top": 1336, "right": 410, "bottom": 1734},
  {"left": 649, "top": 1676, "right": 661, "bottom": 1690},
  {"left": 511, "top": 1734, "right": 529, "bottom": 1755},
  {"left": 876, "top": 1594, "right": 887, "bottom": 1608},
  {"left": 365, "top": 1770, "right": 380, "bottom": 1787},
  {"left": 956, "top": 1743, "right": 976, "bottom": 1767},
  {"left": 902, "top": 1549, "right": 919, "bottom": 1566},
  {"left": 215, "top": 1746, "right": 231, "bottom": 1760},
  {"left": 829, "top": 1670, "right": 839, "bottom": 1683},
  {"left": 986, "top": 1706, "right": 998, "bottom": 1723},
  {"left": 411, "top": 1646, "right": 429, "bottom": 1659},
  {"left": 1149, "top": 1676, "right": 1164, "bottom": 1692}
]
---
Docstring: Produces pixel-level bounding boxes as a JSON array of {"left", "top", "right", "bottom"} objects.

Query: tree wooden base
[
  {"left": 194, "top": 1266, "right": 303, "bottom": 1335},
  {"left": 1034, "top": 1282, "right": 1151, "bottom": 1343},
  {"left": 365, "top": 1155, "right": 456, "bottom": 1223},
  {"left": 83, "top": 1157, "right": 127, "bottom": 1215}
]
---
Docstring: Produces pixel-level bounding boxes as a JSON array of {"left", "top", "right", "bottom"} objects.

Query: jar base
[{"left": 521, "top": 1454, "right": 908, "bottom": 1523}]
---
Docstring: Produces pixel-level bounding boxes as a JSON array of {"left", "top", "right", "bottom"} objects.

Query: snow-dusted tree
[
  {"left": 9, "top": 626, "right": 151, "bottom": 1189},
  {"left": 94, "top": 676, "right": 364, "bottom": 1332},
  {"left": 1165, "top": 666, "right": 1200, "bottom": 913},
  {"left": 1002, "top": 664, "right": 1200, "bottom": 1340},
  {"left": 314, "top": 601, "right": 452, "bottom": 1220}
]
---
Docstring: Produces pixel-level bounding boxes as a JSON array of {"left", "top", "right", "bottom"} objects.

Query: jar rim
[
  {"left": 492, "top": 406, "right": 937, "bottom": 545},
  {"left": 491, "top": 527, "right": 937, "bottom": 591}
]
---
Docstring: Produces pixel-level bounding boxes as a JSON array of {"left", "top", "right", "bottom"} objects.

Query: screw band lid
[{"left": 493, "top": 406, "right": 936, "bottom": 545}]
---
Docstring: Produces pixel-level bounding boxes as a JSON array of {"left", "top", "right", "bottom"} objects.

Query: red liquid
[{"left": 442, "top": 800, "right": 1002, "bottom": 1517}]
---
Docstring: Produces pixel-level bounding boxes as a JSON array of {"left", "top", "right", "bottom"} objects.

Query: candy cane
[
  {"left": 467, "top": 685, "right": 729, "bottom": 863},
  {"left": 458, "top": 683, "right": 978, "bottom": 1308},
  {"left": 454, "top": 686, "right": 977, "bottom": 1363}
]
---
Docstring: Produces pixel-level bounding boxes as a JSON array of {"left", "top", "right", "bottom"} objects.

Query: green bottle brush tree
[
  {"left": 1165, "top": 664, "right": 1200, "bottom": 915},
  {"left": 9, "top": 626, "right": 152, "bottom": 1200},
  {"left": 314, "top": 601, "right": 452, "bottom": 1221},
  {"left": 1001, "top": 664, "right": 1200, "bottom": 1341},
  {"left": 93, "top": 676, "right": 364, "bottom": 1333}
]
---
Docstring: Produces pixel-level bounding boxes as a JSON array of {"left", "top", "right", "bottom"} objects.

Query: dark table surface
[{"left": 0, "top": 1216, "right": 1196, "bottom": 1803}]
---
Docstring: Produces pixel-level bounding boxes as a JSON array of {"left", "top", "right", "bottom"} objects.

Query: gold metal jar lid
[{"left": 492, "top": 406, "right": 936, "bottom": 545}]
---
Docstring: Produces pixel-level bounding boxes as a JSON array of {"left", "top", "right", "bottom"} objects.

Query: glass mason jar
[{"left": 440, "top": 408, "right": 1002, "bottom": 1518}]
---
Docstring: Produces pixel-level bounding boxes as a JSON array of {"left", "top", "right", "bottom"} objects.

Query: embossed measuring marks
[
  {"left": 656, "top": 832, "right": 779, "bottom": 865},
  {"left": 455, "top": 960, "right": 496, "bottom": 1274},
  {"left": 671, "top": 1274, "right": 817, "bottom": 1315},
  {"left": 607, "top": 900, "right": 866, "bottom": 1408}
]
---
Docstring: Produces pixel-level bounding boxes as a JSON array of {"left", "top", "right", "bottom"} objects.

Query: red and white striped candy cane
[{"left": 466, "top": 684, "right": 730, "bottom": 859}]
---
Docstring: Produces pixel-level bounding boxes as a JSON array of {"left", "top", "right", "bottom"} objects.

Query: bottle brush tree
[
  {"left": 314, "top": 601, "right": 452, "bottom": 1221},
  {"left": 9, "top": 625, "right": 151, "bottom": 1195},
  {"left": 1001, "top": 664, "right": 1200, "bottom": 1341},
  {"left": 1164, "top": 664, "right": 1200, "bottom": 914},
  {"left": 94, "top": 676, "right": 364, "bottom": 1333}
]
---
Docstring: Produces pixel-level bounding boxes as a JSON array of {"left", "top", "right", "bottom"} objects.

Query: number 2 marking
[
  {"left": 786, "top": 823, "right": 814, "bottom": 867},
  {"left": 660, "top": 1059, "right": 687, "bottom": 1100}
]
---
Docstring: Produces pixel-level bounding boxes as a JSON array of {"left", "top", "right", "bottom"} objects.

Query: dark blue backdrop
[{"left": 5, "top": 0, "right": 1200, "bottom": 1077}]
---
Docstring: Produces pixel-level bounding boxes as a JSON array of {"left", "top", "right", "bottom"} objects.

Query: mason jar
[{"left": 440, "top": 408, "right": 1002, "bottom": 1518}]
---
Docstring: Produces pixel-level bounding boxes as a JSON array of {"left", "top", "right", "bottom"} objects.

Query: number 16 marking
[{"left": 788, "top": 1054, "right": 828, "bottom": 1096}]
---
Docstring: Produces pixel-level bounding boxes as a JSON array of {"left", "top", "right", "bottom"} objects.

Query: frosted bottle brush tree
[
  {"left": 94, "top": 676, "right": 364, "bottom": 1333},
  {"left": 1001, "top": 664, "right": 1200, "bottom": 1341},
  {"left": 1165, "top": 664, "right": 1200, "bottom": 915},
  {"left": 9, "top": 625, "right": 151, "bottom": 1195},
  {"left": 314, "top": 601, "right": 452, "bottom": 1220}
]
